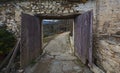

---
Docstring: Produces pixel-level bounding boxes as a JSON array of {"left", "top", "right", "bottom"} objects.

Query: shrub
[{"left": 0, "top": 26, "right": 16, "bottom": 55}]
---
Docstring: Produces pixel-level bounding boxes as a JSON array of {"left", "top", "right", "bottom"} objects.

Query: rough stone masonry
[
  {"left": 0, "top": 0, "right": 120, "bottom": 73},
  {"left": 95, "top": 0, "right": 120, "bottom": 73},
  {"left": 0, "top": 0, "right": 95, "bottom": 37}
]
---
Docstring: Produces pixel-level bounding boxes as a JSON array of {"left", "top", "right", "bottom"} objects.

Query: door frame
[
  {"left": 35, "top": 13, "right": 80, "bottom": 51},
  {"left": 36, "top": 11, "right": 93, "bottom": 66},
  {"left": 20, "top": 12, "right": 93, "bottom": 68}
]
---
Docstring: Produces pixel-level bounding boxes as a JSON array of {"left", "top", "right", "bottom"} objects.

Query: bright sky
[{"left": 43, "top": 20, "right": 59, "bottom": 22}]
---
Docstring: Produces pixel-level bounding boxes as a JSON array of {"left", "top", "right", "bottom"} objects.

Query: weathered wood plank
[
  {"left": 36, "top": 13, "right": 81, "bottom": 19},
  {"left": 74, "top": 10, "right": 93, "bottom": 66},
  {"left": 0, "top": 47, "right": 14, "bottom": 70},
  {"left": 5, "top": 39, "right": 20, "bottom": 73},
  {"left": 21, "top": 13, "right": 42, "bottom": 68}
]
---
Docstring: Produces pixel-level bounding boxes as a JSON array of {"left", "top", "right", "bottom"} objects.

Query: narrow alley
[{"left": 26, "top": 32, "right": 92, "bottom": 73}]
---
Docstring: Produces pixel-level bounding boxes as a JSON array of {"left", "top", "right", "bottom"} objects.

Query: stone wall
[
  {"left": 1, "top": 0, "right": 120, "bottom": 72},
  {"left": 97, "top": 0, "right": 120, "bottom": 34},
  {"left": 0, "top": 3, "right": 20, "bottom": 37},
  {"left": 95, "top": 0, "right": 120, "bottom": 73},
  {"left": 0, "top": 0, "right": 96, "bottom": 37},
  {"left": 95, "top": 40, "right": 120, "bottom": 73}
]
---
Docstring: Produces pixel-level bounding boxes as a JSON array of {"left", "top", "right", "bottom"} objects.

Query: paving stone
[
  {"left": 49, "top": 52, "right": 62, "bottom": 56},
  {"left": 62, "top": 61, "right": 74, "bottom": 72},
  {"left": 50, "top": 61, "right": 63, "bottom": 73},
  {"left": 55, "top": 54, "right": 77, "bottom": 60},
  {"left": 73, "top": 66, "right": 81, "bottom": 70}
]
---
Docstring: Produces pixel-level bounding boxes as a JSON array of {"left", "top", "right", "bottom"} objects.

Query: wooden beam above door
[{"left": 35, "top": 13, "right": 81, "bottom": 19}]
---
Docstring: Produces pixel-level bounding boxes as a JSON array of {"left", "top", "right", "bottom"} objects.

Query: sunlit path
[{"left": 29, "top": 32, "right": 92, "bottom": 73}]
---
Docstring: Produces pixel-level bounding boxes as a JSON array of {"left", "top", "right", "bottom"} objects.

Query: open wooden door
[
  {"left": 74, "top": 10, "right": 93, "bottom": 66},
  {"left": 20, "top": 13, "right": 42, "bottom": 68}
]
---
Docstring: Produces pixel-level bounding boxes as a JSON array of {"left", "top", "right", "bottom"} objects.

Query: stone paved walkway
[{"left": 31, "top": 32, "right": 93, "bottom": 73}]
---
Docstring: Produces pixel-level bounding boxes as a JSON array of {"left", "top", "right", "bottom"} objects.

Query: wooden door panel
[
  {"left": 74, "top": 10, "right": 93, "bottom": 65},
  {"left": 21, "top": 13, "right": 42, "bottom": 68}
]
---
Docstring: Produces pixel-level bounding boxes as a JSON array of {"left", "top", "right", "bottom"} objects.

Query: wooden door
[
  {"left": 21, "top": 13, "right": 42, "bottom": 68},
  {"left": 74, "top": 10, "right": 93, "bottom": 66}
]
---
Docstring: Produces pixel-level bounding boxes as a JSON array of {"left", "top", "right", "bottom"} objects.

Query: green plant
[
  {"left": 0, "top": 26, "right": 16, "bottom": 55},
  {"left": 30, "top": 59, "right": 37, "bottom": 67}
]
